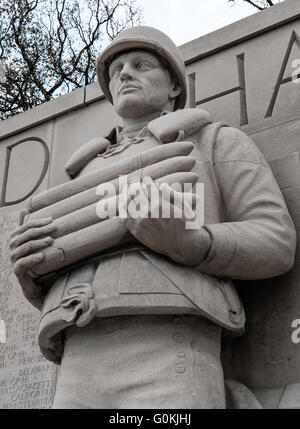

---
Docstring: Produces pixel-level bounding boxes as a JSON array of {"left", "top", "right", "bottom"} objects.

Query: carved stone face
[{"left": 108, "top": 50, "right": 181, "bottom": 120}]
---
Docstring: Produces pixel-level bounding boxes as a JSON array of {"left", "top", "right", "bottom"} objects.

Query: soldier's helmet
[{"left": 96, "top": 26, "right": 187, "bottom": 111}]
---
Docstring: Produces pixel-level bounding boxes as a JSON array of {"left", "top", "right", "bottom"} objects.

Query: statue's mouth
[{"left": 119, "top": 84, "right": 139, "bottom": 94}]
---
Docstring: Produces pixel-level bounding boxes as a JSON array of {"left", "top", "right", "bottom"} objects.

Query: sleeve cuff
[{"left": 195, "top": 223, "right": 236, "bottom": 276}]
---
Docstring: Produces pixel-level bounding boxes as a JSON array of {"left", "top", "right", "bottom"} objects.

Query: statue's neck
[
  {"left": 121, "top": 111, "right": 170, "bottom": 141},
  {"left": 123, "top": 110, "right": 168, "bottom": 130},
  {"left": 121, "top": 121, "right": 149, "bottom": 140}
]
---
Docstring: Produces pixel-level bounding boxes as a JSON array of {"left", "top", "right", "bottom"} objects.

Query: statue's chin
[
  {"left": 116, "top": 95, "right": 168, "bottom": 120},
  {"left": 116, "top": 97, "right": 155, "bottom": 119}
]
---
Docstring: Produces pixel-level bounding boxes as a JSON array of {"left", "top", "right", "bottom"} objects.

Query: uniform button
[
  {"left": 173, "top": 333, "right": 184, "bottom": 343},
  {"left": 175, "top": 363, "right": 186, "bottom": 374},
  {"left": 176, "top": 351, "right": 185, "bottom": 358}
]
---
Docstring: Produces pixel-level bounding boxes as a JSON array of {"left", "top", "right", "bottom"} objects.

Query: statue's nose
[{"left": 120, "top": 63, "right": 134, "bottom": 80}]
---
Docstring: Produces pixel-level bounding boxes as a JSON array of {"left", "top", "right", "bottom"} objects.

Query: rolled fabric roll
[
  {"left": 27, "top": 156, "right": 196, "bottom": 221},
  {"left": 65, "top": 137, "right": 110, "bottom": 178},
  {"left": 28, "top": 218, "right": 130, "bottom": 277},
  {"left": 49, "top": 172, "right": 199, "bottom": 239},
  {"left": 28, "top": 141, "right": 195, "bottom": 213},
  {"left": 147, "top": 108, "right": 211, "bottom": 143},
  {"left": 29, "top": 172, "right": 200, "bottom": 277}
]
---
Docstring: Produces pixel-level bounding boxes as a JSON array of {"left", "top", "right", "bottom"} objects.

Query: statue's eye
[
  {"left": 110, "top": 66, "right": 122, "bottom": 78},
  {"left": 137, "top": 61, "right": 153, "bottom": 71}
]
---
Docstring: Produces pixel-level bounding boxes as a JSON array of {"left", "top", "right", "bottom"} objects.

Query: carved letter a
[{"left": 265, "top": 31, "right": 300, "bottom": 118}]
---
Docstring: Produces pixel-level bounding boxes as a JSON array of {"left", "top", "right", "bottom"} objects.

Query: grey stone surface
[
  {"left": 1, "top": 1, "right": 300, "bottom": 409},
  {"left": 0, "top": 213, "right": 56, "bottom": 409},
  {"left": 84, "top": 81, "right": 104, "bottom": 105},
  {"left": 221, "top": 163, "right": 300, "bottom": 389},
  {"left": 250, "top": 118, "right": 300, "bottom": 161},
  {"left": 225, "top": 380, "right": 262, "bottom": 409},
  {"left": 0, "top": 0, "right": 299, "bottom": 142},
  {"left": 251, "top": 387, "right": 285, "bottom": 409},
  {"left": 48, "top": 102, "right": 120, "bottom": 188},
  {"left": 181, "top": 0, "right": 300, "bottom": 63},
  {"left": 187, "top": 20, "right": 300, "bottom": 133},
  {"left": 0, "top": 123, "right": 53, "bottom": 216},
  {"left": 278, "top": 383, "right": 300, "bottom": 409},
  {"left": 8, "top": 24, "right": 296, "bottom": 409},
  {"left": 0, "top": 88, "right": 84, "bottom": 142}
]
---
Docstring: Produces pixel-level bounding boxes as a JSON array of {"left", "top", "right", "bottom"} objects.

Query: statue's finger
[
  {"left": 10, "top": 237, "right": 53, "bottom": 263},
  {"left": 18, "top": 208, "right": 30, "bottom": 226},
  {"left": 9, "top": 223, "right": 56, "bottom": 249},
  {"left": 10, "top": 217, "right": 53, "bottom": 239},
  {"left": 14, "top": 253, "right": 44, "bottom": 276}
]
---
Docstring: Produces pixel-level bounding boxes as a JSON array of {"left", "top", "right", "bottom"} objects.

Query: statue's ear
[
  {"left": 169, "top": 77, "right": 181, "bottom": 100},
  {"left": 65, "top": 137, "right": 110, "bottom": 178}
]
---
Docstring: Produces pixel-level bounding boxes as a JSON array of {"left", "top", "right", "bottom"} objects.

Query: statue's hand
[
  {"left": 122, "top": 178, "right": 211, "bottom": 266},
  {"left": 9, "top": 210, "right": 57, "bottom": 309}
]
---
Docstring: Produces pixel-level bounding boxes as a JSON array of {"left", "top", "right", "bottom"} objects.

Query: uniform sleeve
[{"left": 196, "top": 126, "right": 296, "bottom": 280}]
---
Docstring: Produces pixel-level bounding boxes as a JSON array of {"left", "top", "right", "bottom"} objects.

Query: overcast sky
[{"left": 138, "top": 0, "right": 257, "bottom": 45}]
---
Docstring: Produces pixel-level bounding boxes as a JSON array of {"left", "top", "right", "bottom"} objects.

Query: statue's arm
[{"left": 196, "top": 126, "right": 296, "bottom": 280}]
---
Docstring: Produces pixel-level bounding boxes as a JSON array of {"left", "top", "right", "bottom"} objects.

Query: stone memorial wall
[{"left": 0, "top": 0, "right": 300, "bottom": 409}]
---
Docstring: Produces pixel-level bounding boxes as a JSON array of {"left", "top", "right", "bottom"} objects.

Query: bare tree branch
[
  {"left": 228, "top": 0, "right": 283, "bottom": 10},
  {"left": 0, "top": 0, "right": 143, "bottom": 119}
]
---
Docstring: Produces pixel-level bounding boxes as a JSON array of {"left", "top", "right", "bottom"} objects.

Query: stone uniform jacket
[{"left": 38, "top": 109, "right": 296, "bottom": 364}]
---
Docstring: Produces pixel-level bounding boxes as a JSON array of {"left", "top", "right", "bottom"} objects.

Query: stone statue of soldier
[{"left": 9, "top": 26, "right": 296, "bottom": 409}]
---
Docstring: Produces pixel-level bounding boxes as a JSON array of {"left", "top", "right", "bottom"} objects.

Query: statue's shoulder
[
  {"left": 184, "top": 116, "right": 267, "bottom": 167},
  {"left": 213, "top": 125, "right": 268, "bottom": 166}
]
